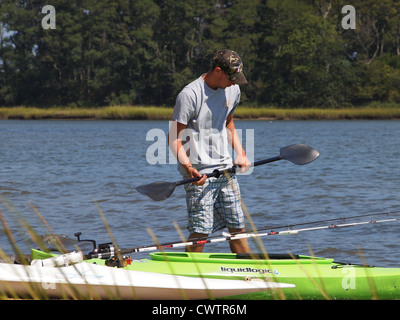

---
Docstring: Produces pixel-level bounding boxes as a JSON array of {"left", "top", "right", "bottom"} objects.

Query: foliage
[{"left": 0, "top": 0, "right": 399, "bottom": 108}]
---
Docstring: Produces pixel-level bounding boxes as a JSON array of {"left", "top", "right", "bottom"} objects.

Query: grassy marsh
[
  {"left": 0, "top": 106, "right": 172, "bottom": 120},
  {"left": 1, "top": 105, "right": 400, "bottom": 121}
]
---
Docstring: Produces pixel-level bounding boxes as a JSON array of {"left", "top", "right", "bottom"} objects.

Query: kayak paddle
[{"left": 136, "top": 144, "right": 319, "bottom": 201}]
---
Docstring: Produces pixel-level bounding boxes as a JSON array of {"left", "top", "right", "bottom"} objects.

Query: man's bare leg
[
  {"left": 185, "top": 229, "right": 250, "bottom": 253},
  {"left": 185, "top": 233, "right": 208, "bottom": 252},
  {"left": 228, "top": 228, "right": 250, "bottom": 253}
]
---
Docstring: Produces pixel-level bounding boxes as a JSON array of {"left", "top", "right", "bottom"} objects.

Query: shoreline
[{"left": 1, "top": 105, "right": 400, "bottom": 121}]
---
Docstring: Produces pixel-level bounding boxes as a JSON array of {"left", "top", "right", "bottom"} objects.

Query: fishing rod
[
  {"left": 103, "top": 210, "right": 400, "bottom": 256},
  {"left": 33, "top": 210, "right": 400, "bottom": 267},
  {"left": 233, "top": 210, "right": 400, "bottom": 237},
  {"left": 227, "top": 215, "right": 400, "bottom": 239}
]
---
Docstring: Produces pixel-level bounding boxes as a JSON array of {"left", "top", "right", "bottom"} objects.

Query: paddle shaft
[{"left": 175, "top": 155, "right": 282, "bottom": 186}]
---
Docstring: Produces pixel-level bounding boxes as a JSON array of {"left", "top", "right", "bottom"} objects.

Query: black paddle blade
[
  {"left": 136, "top": 181, "right": 177, "bottom": 201},
  {"left": 280, "top": 144, "right": 319, "bottom": 165}
]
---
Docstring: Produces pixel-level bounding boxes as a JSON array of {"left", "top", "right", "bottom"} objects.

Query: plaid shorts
[{"left": 184, "top": 173, "right": 245, "bottom": 234}]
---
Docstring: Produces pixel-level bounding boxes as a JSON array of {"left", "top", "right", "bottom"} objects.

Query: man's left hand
[{"left": 234, "top": 155, "right": 251, "bottom": 173}]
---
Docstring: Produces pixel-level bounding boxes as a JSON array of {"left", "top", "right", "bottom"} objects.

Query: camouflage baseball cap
[{"left": 212, "top": 49, "right": 248, "bottom": 85}]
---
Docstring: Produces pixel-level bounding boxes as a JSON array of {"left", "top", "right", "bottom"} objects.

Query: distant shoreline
[{"left": 1, "top": 105, "right": 400, "bottom": 121}]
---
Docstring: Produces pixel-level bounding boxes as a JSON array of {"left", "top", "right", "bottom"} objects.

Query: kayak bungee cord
[{"left": 33, "top": 210, "right": 400, "bottom": 267}]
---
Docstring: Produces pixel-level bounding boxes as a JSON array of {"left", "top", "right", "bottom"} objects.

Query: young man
[{"left": 168, "top": 49, "right": 251, "bottom": 253}]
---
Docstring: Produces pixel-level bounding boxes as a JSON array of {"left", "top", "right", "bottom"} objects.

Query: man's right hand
[{"left": 187, "top": 166, "right": 207, "bottom": 185}]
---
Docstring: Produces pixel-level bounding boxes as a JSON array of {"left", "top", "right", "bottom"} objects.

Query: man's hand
[
  {"left": 234, "top": 154, "right": 252, "bottom": 173},
  {"left": 187, "top": 166, "right": 207, "bottom": 185}
]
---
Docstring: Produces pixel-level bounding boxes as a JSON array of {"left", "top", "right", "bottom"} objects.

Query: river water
[{"left": 0, "top": 120, "right": 399, "bottom": 267}]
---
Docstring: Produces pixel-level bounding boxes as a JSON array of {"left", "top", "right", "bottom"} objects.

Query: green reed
[{"left": 0, "top": 198, "right": 390, "bottom": 300}]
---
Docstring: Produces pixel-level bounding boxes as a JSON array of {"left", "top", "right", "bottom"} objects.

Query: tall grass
[
  {"left": 1, "top": 105, "right": 400, "bottom": 120},
  {"left": 0, "top": 197, "right": 396, "bottom": 300}
]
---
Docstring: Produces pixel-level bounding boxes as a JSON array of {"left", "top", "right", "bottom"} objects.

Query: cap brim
[{"left": 233, "top": 72, "right": 248, "bottom": 85}]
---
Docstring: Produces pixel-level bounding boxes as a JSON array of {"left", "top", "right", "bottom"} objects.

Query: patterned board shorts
[{"left": 184, "top": 173, "right": 245, "bottom": 234}]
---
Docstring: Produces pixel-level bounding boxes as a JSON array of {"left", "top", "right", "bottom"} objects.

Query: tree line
[{"left": 1, "top": 0, "right": 399, "bottom": 108}]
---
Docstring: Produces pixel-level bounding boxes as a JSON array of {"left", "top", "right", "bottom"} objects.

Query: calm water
[{"left": 0, "top": 120, "right": 399, "bottom": 267}]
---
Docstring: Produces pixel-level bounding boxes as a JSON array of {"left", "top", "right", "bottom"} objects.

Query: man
[{"left": 168, "top": 49, "right": 251, "bottom": 253}]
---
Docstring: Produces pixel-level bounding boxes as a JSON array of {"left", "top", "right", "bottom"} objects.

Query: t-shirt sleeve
[
  {"left": 229, "top": 86, "right": 241, "bottom": 116},
  {"left": 172, "top": 90, "right": 196, "bottom": 125}
]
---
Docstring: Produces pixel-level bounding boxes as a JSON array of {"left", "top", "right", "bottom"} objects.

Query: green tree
[
  {"left": 252, "top": 0, "right": 355, "bottom": 107},
  {"left": 0, "top": 0, "right": 42, "bottom": 105},
  {"left": 0, "top": 0, "right": 399, "bottom": 108},
  {"left": 36, "top": 0, "right": 83, "bottom": 106}
]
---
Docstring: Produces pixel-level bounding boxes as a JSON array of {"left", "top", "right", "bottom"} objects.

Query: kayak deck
[
  {"left": 30, "top": 249, "right": 400, "bottom": 300},
  {"left": 88, "top": 251, "right": 400, "bottom": 300}
]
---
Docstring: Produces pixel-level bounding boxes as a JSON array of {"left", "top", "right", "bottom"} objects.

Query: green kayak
[{"left": 32, "top": 249, "right": 400, "bottom": 300}]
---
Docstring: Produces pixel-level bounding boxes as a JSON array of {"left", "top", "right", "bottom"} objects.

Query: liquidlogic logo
[{"left": 220, "top": 266, "right": 274, "bottom": 275}]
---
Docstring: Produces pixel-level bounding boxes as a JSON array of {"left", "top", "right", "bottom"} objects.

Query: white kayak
[{"left": 0, "top": 261, "right": 294, "bottom": 300}]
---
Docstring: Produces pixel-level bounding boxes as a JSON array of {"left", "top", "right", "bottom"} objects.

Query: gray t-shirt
[{"left": 172, "top": 75, "right": 241, "bottom": 175}]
